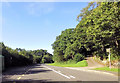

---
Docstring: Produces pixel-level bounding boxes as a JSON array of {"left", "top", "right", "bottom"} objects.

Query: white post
[{"left": 109, "top": 48, "right": 111, "bottom": 69}]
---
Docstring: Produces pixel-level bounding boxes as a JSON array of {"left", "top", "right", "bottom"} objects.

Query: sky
[{"left": 2, "top": 2, "right": 88, "bottom": 54}]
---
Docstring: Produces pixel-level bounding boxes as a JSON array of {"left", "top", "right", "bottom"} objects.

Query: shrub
[
  {"left": 66, "top": 59, "right": 76, "bottom": 64},
  {"left": 76, "top": 60, "right": 88, "bottom": 67},
  {"left": 74, "top": 53, "right": 84, "bottom": 62}
]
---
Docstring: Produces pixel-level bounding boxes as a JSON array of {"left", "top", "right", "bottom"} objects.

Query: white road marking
[
  {"left": 10, "top": 66, "right": 30, "bottom": 80},
  {"left": 43, "top": 66, "right": 71, "bottom": 79},
  {"left": 22, "top": 74, "right": 24, "bottom": 76},
  {"left": 24, "top": 69, "right": 31, "bottom": 74},
  {"left": 17, "top": 77, "right": 21, "bottom": 80},
  {"left": 69, "top": 75, "right": 75, "bottom": 78}
]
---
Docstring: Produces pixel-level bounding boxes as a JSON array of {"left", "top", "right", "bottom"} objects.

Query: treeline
[
  {"left": 0, "top": 42, "right": 54, "bottom": 69},
  {"left": 52, "top": 2, "right": 120, "bottom": 63}
]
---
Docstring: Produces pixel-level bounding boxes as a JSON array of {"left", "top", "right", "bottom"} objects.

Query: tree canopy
[
  {"left": 0, "top": 42, "right": 53, "bottom": 68},
  {"left": 52, "top": 2, "right": 120, "bottom": 63}
]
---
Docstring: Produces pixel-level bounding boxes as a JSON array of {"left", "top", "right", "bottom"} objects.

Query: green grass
[
  {"left": 48, "top": 60, "right": 88, "bottom": 67},
  {"left": 94, "top": 67, "right": 120, "bottom": 72}
]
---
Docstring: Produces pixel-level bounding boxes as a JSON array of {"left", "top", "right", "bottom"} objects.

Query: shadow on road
[
  {"left": 25, "top": 70, "right": 51, "bottom": 74},
  {"left": 2, "top": 64, "right": 52, "bottom": 82},
  {"left": 2, "top": 79, "right": 52, "bottom": 83},
  {"left": 2, "top": 64, "right": 48, "bottom": 75},
  {"left": 2, "top": 80, "right": 118, "bottom": 83}
]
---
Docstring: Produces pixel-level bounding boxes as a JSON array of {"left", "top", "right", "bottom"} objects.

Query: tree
[
  {"left": 52, "top": 28, "right": 75, "bottom": 62},
  {"left": 52, "top": 1, "right": 120, "bottom": 63},
  {"left": 1, "top": 42, "right": 53, "bottom": 69},
  {"left": 76, "top": 2, "right": 120, "bottom": 59}
]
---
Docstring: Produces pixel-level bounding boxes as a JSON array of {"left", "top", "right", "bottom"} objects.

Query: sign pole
[
  {"left": 106, "top": 48, "right": 111, "bottom": 69},
  {"left": 109, "top": 48, "right": 111, "bottom": 69}
]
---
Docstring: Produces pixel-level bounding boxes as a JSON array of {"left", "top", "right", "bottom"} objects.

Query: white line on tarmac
[
  {"left": 17, "top": 77, "right": 21, "bottom": 80},
  {"left": 24, "top": 68, "right": 31, "bottom": 74},
  {"left": 22, "top": 74, "right": 24, "bottom": 76},
  {"left": 43, "top": 66, "right": 71, "bottom": 79},
  {"left": 69, "top": 75, "right": 75, "bottom": 78}
]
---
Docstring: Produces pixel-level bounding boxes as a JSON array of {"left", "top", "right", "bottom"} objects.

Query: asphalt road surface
[{"left": 2, "top": 64, "right": 119, "bottom": 83}]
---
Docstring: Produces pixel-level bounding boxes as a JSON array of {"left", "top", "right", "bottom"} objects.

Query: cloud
[{"left": 26, "top": 2, "right": 54, "bottom": 16}]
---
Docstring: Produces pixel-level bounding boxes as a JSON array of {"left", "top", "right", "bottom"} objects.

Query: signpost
[{"left": 106, "top": 48, "right": 111, "bottom": 69}]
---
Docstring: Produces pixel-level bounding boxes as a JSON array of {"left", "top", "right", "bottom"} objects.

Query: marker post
[{"left": 106, "top": 48, "right": 111, "bottom": 69}]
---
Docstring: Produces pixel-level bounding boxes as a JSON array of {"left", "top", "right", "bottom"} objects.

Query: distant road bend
[{"left": 2, "top": 64, "right": 118, "bottom": 83}]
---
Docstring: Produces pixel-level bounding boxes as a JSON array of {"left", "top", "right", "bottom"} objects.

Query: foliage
[
  {"left": 66, "top": 59, "right": 76, "bottom": 64},
  {"left": 42, "top": 54, "right": 53, "bottom": 63},
  {"left": 0, "top": 42, "right": 53, "bottom": 69},
  {"left": 94, "top": 67, "right": 119, "bottom": 72},
  {"left": 74, "top": 53, "right": 85, "bottom": 62},
  {"left": 48, "top": 60, "right": 88, "bottom": 67},
  {"left": 52, "top": 2, "right": 120, "bottom": 63},
  {"left": 76, "top": 60, "right": 88, "bottom": 67},
  {"left": 52, "top": 28, "right": 76, "bottom": 62}
]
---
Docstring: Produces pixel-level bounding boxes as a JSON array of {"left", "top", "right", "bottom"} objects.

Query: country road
[{"left": 2, "top": 64, "right": 119, "bottom": 83}]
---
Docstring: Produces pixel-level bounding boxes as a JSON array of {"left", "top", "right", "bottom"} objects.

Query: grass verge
[
  {"left": 93, "top": 67, "right": 120, "bottom": 72},
  {"left": 48, "top": 60, "right": 88, "bottom": 67}
]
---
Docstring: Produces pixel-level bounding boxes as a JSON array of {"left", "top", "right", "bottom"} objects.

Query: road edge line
[{"left": 43, "top": 66, "right": 71, "bottom": 79}]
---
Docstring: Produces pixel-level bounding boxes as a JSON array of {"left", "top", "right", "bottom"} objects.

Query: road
[{"left": 2, "top": 64, "right": 119, "bottom": 83}]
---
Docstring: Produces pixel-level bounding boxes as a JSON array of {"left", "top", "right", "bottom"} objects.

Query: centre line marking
[
  {"left": 17, "top": 77, "right": 21, "bottom": 80},
  {"left": 22, "top": 74, "right": 24, "bottom": 76},
  {"left": 43, "top": 66, "right": 71, "bottom": 79}
]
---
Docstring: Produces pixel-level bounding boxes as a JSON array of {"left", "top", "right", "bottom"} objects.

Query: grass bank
[
  {"left": 48, "top": 60, "right": 88, "bottom": 67},
  {"left": 93, "top": 67, "right": 119, "bottom": 72}
]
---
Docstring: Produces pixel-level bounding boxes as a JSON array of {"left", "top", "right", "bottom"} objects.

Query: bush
[
  {"left": 76, "top": 60, "right": 88, "bottom": 67},
  {"left": 74, "top": 53, "right": 84, "bottom": 62},
  {"left": 66, "top": 59, "right": 76, "bottom": 64},
  {"left": 48, "top": 60, "right": 88, "bottom": 67}
]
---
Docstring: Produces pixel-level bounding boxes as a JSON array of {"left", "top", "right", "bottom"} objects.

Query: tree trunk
[
  {"left": 102, "top": 44, "right": 107, "bottom": 59},
  {"left": 115, "top": 40, "right": 120, "bottom": 56},
  {"left": 115, "top": 40, "right": 118, "bottom": 48},
  {"left": 71, "top": 53, "right": 74, "bottom": 60}
]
